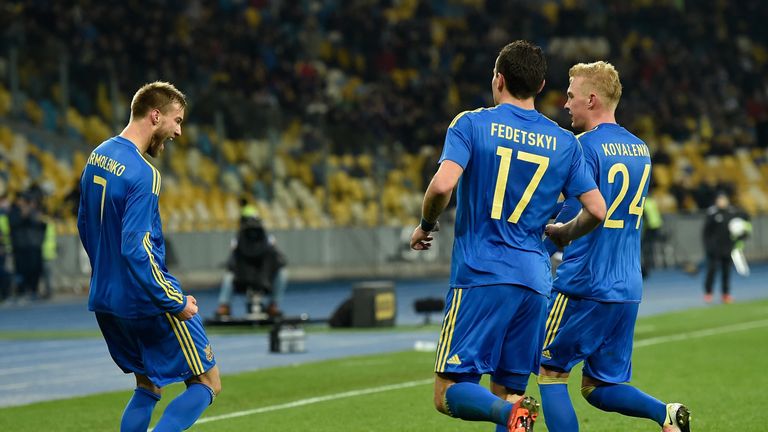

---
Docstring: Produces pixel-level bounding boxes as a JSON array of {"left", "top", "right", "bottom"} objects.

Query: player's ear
[
  {"left": 151, "top": 109, "right": 160, "bottom": 125},
  {"left": 537, "top": 79, "right": 546, "bottom": 95}
]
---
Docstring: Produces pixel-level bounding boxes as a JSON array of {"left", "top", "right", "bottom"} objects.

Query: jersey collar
[{"left": 499, "top": 103, "right": 540, "bottom": 120}]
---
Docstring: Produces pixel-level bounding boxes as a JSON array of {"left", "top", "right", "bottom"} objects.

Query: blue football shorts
[
  {"left": 540, "top": 292, "right": 639, "bottom": 383},
  {"left": 434, "top": 284, "right": 547, "bottom": 391},
  {"left": 96, "top": 312, "right": 216, "bottom": 387}
]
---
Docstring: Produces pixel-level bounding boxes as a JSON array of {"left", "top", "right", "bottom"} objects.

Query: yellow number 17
[{"left": 491, "top": 146, "right": 549, "bottom": 223}]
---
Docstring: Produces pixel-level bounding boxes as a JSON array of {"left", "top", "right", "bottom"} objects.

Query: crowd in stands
[{"left": 1, "top": 0, "right": 767, "bottom": 232}]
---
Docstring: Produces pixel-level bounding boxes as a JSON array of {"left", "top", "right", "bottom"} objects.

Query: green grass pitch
[{"left": 2, "top": 299, "right": 767, "bottom": 431}]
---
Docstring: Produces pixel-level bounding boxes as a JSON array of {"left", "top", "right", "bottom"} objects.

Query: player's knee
[
  {"left": 433, "top": 381, "right": 452, "bottom": 415},
  {"left": 433, "top": 389, "right": 449, "bottom": 414},
  {"left": 135, "top": 374, "right": 162, "bottom": 395},
  {"left": 198, "top": 376, "right": 221, "bottom": 397},
  {"left": 210, "top": 378, "right": 222, "bottom": 396}
]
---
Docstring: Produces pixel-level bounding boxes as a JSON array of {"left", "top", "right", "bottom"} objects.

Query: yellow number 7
[
  {"left": 491, "top": 147, "right": 549, "bottom": 223},
  {"left": 93, "top": 175, "right": 107, "bottom": 222}
]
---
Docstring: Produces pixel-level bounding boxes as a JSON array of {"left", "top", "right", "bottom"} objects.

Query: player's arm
[
  {"left": 543, "top": 197, "right": 581, "bottom": 255},
  {"left": 546, "top": 190, "right": 605, "bottom": 247},
  {"left": 411, "top": 161, "right": 463, "bottom": 250},
  {"left": 546, "top": 138, "right": 606, "bottom": 247},
  {"left": 411, "top": 112, "right": 472, "bottom": 250},
  {"left": 121, "top": 186, "right": 193, "bottom": 318}
]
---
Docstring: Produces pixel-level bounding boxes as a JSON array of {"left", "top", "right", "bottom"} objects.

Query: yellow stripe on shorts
[
  {"left": 165, "top": 313, "right": 203, "bottom": 375},
  {"left": 543, "top": 294, "right": 569, "bottom": 348},
  {"left": 435, "top": 288, "right": 463, "bottom": 372}
]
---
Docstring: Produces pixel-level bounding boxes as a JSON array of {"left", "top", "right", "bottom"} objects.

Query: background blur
[{"left": 1, "top": 0, "right": 767, "bottom": 288}]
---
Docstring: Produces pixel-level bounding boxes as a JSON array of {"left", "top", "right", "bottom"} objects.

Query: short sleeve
[
  {"left": 555, "top": 197, "right": 582, "bottom": 223},
  {"left": 562, "top": 137, "right": 598, "bottom": 198},
  {"left": 582, "top": 139, "right": 599, "bottom": 181},
  {"left": 438, "top": 112, "right": 473, "bottom": 169}
]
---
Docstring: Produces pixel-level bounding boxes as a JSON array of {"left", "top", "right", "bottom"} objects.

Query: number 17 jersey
[
  {"left": 439, "top": 103, "right": 596, "bottom": 296},
  {"left": 553, "top": 123, "right": 651, "bottom": 303}
]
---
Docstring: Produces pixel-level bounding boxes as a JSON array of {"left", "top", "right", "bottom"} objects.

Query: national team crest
[{"left": 204, "top": 344, "right": 214, "bottom": 362}]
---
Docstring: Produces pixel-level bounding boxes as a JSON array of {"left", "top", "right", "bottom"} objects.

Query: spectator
[
  {"left": 702, "top": 192, "right": 749, "bottom": 304},
  {"left": 0, "top": 194, "right": 11, "bottom": 302},
  {"left": 641, "top": 191, "right": 664, "bottom": 278},
  {"left": 8, "top": 192, "right": 46, "bottom": 302},
  {"left": 215, "top": 201, "right": 287, "bottom": 319},
  {"left": 40, "top": 216, "right": 58, "bottom": 299}
]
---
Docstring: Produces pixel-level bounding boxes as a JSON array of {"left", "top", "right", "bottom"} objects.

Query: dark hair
[
  {"left": 496, "top": 40, "right": 546, "bottom": 99},
  {"left": 130, "top": 81, "right": 187, "bottom": 119}
]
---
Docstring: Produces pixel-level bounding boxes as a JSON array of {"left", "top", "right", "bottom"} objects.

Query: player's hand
[
  {"left": 545, "top": 222, "right": 571, "bottom": 248},
  {"left": 175, "top": 295, "right": 199, "bottom": 321},
  {"left": 410, "top": 225, "right": 436, "bottom": 250}
]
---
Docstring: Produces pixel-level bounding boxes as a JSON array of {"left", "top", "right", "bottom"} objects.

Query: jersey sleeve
[
  {"left": 582, "top": 138, "right": 600, "bottom": 180},
  {"left": 438, "top": 112, "right": 473, "bottom": 169},
  {"left": 120, "top": 183, "right": 186, "bottom": 314},
  {"left": 562, "top": 136, "right": 598, "bottom": 198}
]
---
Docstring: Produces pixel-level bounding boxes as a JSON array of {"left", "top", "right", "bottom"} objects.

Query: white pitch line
[
  {"left": 158, "top": 317, "right": 768, "bottom": 429},
  {"left": 634, "top": 318, "right": 768, "bottom": 348},
  {"left": 193, "top": 378, "right": 433, "bottom": 425}
]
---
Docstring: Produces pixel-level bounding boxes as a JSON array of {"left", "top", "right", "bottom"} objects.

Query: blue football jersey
[
  {"left": 78, "top": 136, "right": 187, "bottom": 318},
  {"left": 553, "top": 123, "right": 652, "bottom": 302},
  {"left": 439, "top": 104, "right": 596, "bottom": 295}
]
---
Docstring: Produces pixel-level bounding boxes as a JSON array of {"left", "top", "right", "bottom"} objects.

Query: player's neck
[
  {"left": 119, "top": 121, "right": 151, "bottom": 155},
  {"left": 584, "top": 112, "right": 617, "bottom": 131},
  {"left": 497, "top": 94, "right": 536, "bottom": 111}
]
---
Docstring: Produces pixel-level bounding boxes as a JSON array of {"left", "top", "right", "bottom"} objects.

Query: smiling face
[{"left": 147, "top": 102, "right": 184, "bottom": 157}]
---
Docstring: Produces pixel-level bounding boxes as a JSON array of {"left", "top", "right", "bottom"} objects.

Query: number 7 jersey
[
  {"left": 78, "top": 136, "right": 187, "bottom": 318},
  {"left": 553, "top": 123, "right": 651, "bottom": 303},
  {"left": 439, "top": 103, "right": 596, "bottom": 296}
]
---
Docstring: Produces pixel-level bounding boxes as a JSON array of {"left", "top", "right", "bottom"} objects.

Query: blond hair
[
  {"left": 130, "top": 81, "right": 186, "bottom": 119},
  {"left": 569, "top": 61, "right": 622, "bottom": 110}
]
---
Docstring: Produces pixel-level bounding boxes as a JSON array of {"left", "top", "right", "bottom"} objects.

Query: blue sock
[
  {"left": 121, "top": 387, "right": 160, "bottom": 432},
  {"left": 444, "top": 382, "right": 512, "bottom": 426},
  {"left": 584, "top": 383, "right": 666, "bottom": 425},
  {"left": 539, "top": 382, "right": 579, "bottom": 432},
  {"left": 153, "top": 383, "right": 214, "bottom": 432}
]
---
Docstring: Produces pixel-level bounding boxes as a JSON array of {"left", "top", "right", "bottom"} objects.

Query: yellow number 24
[{"left": 604, "top": 163, "right": 650, "bottom": 229}]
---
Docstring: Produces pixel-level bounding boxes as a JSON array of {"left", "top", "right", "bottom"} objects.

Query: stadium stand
[{"left": 1, "top": 0, "right": 767, "bottom": 234}]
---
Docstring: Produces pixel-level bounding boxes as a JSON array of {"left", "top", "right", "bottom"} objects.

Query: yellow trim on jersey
[
  {"left": 143, "top": 232, "right": 184, "bottom": 303},
  {"left": 543, "top": 294, "right": 569, "bottom": 348},
  {"left": 135, "top": 150, "right": 161, "bottom": 195},
  {"left": 165, "top": 313, "right": 203, "bottom": 375},
  {"left": 435, "top": 288, "right": 463, "bottom": 372},
  {"left": 448, "top": 108, "right": 486, "bottom": 128}
]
